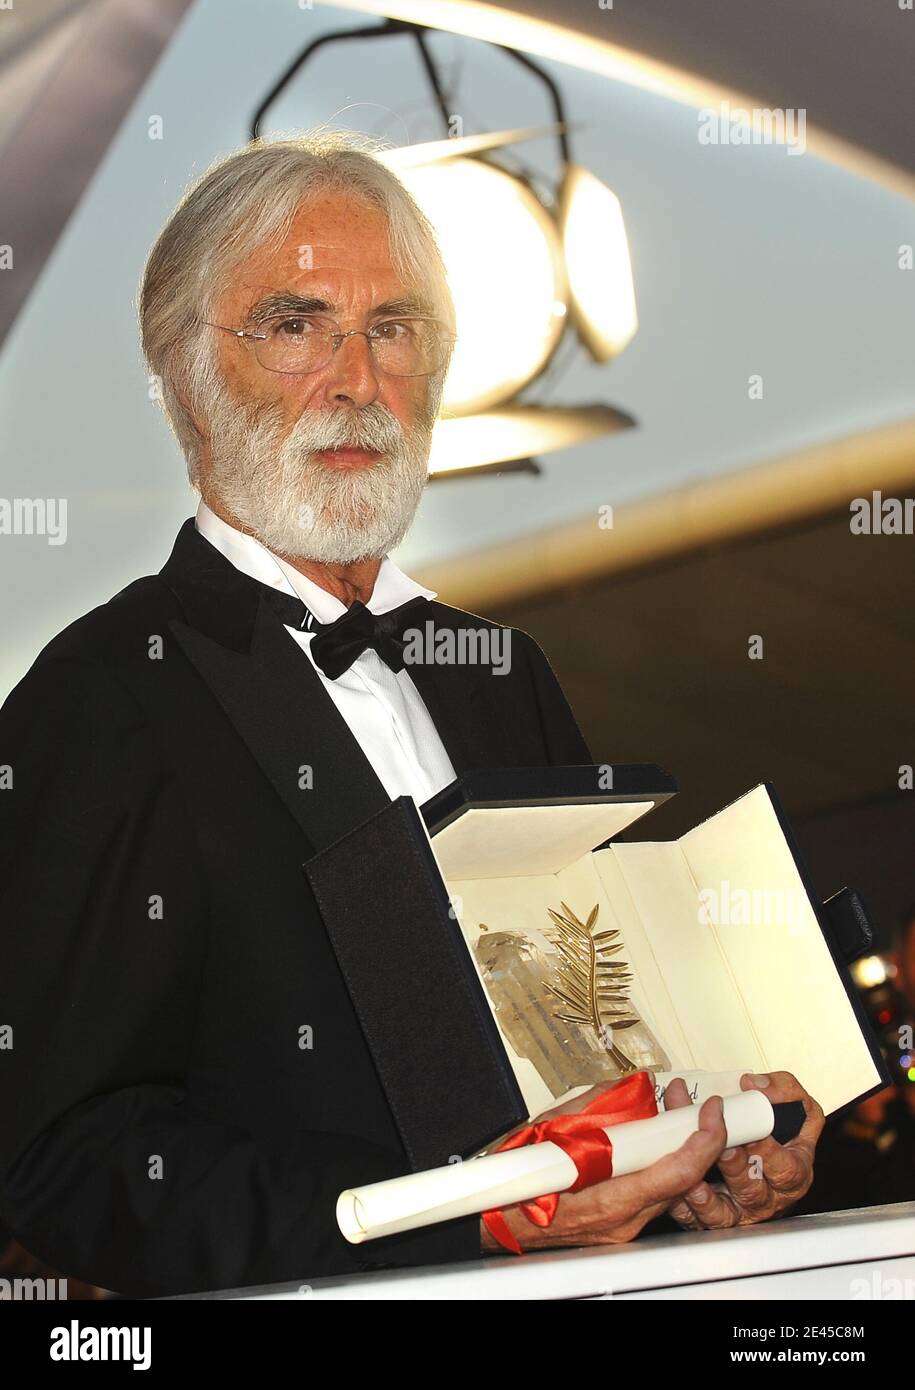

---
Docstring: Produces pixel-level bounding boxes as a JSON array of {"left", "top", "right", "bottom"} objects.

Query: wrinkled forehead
[{"left": 221, "top": 238, "right": 414, "bottom": 318}]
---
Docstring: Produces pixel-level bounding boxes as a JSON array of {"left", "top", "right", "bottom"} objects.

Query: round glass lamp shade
[{"left": 400, "top": 157, "right": 569, "bottom": 416}]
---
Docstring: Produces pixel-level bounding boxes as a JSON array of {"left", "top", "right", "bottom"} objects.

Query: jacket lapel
[
  {"left": 158, "top": 520, "right": 497, "bottom": 849},
  {"left": 173, "top": 602, "right": 396, "bottom": 853}
]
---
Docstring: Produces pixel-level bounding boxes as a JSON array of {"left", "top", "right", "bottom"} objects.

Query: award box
[{"left": 304, "top": 766, "right": 889, "bottom": 1172}]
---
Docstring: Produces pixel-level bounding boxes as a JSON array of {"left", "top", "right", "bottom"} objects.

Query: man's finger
[
  {"left": 739, "top": 1070, "right": 825, "bottom": 1164},
  {"left": 669, "top": 1182, "right": 741, "bottom": 1229},
  {"left": 662, "top": 1077, "right": 693, "bottom": 1110},
  {"left": 606, "top": 1094, "right": 727, "bottom": 1209}
]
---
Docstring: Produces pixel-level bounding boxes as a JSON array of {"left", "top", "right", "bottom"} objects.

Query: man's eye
[
  {"left": 372, "top": 320, "right": 413, "bottom": 342},
  {"left": 270, "top": 317, "right": 313, "bottom": 338},
  {"left": 259, "top": 316, "right": 326, "bottom": 339}
]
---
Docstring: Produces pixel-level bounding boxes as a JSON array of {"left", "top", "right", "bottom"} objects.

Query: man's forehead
[
  {"left": 225, "top": 241, "right": 405, "bottom": 308},
  {"left": 242, "top": 239, "right": 395, "bottom": 275}
]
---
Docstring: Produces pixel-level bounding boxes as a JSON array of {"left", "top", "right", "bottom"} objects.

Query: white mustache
[{"left": 284, "top": 408, "right": 406, "bottom": 455}]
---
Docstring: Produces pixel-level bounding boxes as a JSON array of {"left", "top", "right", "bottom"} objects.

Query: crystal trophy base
[{"left": 473, "top": 901, "right": 670, "bottom": 1105}]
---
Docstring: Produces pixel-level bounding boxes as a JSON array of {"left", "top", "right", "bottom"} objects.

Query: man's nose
[{"left": 321, "top": 331, "right": 380, "bottom": 408}]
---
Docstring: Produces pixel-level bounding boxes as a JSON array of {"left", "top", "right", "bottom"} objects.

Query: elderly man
[{"left": 0, "top": 133, "right": 822, "bottom": 1297}]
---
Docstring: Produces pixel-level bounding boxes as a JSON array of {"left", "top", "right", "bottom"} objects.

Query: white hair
[{"left": 139, "top": 128, "right": 455, "bottom": 486}]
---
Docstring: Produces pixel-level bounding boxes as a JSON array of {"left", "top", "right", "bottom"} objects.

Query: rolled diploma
[{"left": 337, "top": 1089, "right": 774, "bottom": 1244}]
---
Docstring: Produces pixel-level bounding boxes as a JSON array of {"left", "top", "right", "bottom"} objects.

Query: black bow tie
[{"left": 263, "top": 586, "right": 430, "bottom": 680}]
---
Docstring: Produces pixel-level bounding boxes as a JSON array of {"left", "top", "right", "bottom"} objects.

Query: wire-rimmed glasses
[{"left": 206, "top": 313, "right": 455, "bottom": 377}]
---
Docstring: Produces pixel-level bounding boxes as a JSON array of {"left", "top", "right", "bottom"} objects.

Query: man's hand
[
  {"left": 480, "top": 1081, "right": 732, "bottom": 1253},
  {"left": 665, "top": 1070, "right": 824, "bottom": 1231}
]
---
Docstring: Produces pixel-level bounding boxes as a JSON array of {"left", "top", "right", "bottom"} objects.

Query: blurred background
[{"left": 1, "top": 0, "right": 914, "bottom": 1292}]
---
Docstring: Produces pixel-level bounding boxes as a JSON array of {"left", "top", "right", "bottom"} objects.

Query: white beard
[{"left": 202, "top": 386, "right": 435, "bottom": 563}]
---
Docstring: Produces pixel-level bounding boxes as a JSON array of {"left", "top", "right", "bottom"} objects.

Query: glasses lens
[
  {"left": 253, "top": 317, "right": 326, "bottom": 374},
  {"left": 370, "top": 320, "right": 448, "bottom": 376},
  {"left": 252, "top": 316, "right": 450, "bottom": 376}
]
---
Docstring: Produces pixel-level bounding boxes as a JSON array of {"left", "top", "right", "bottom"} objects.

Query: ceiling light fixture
[{"left": 252, "top": 18, "right": 638, "bottom": 478}]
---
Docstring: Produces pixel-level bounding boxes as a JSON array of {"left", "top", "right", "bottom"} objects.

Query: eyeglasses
[{"left": 206, "top": 313, "right": 455, "bottom": 377}]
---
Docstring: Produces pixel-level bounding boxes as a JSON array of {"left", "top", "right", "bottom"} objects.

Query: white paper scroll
[{"left": 337, "top": 1088, "right": 775, "bottom": 1244}]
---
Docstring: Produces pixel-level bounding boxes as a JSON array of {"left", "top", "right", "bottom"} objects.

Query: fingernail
[
  {"left": 746, "top": 1073, "right": 770, "bottom": 1088},
  {"left": 721, "top": 1147, "right": 737, "bottom": 1161}
]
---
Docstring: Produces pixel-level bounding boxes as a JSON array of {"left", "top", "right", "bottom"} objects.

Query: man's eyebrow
[
  {"left": 371, "top": 295, "right": 438, "bottom": 319},
  {"left": 245, "top": 291, "right": 438, "bottom": 323},
  {"left": 246, "top": 292, "right": 331, "bottom": 323}
]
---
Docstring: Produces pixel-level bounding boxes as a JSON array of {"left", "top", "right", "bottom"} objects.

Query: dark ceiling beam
[{"left": 481, "top": 0, "right": 915, "bottom": 179}]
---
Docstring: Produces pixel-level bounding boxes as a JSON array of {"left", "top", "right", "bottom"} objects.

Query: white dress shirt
[{"left": 195, "top": 500, "right": 457, "bottom": 806}]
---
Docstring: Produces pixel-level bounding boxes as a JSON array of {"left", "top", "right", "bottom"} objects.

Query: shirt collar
[{"left": 194, "top": 498, "right": 436, "bottom": 623}]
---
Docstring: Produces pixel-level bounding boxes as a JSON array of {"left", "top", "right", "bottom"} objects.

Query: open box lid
[{"left": 423, "top": 765, "right": 677, "bottom": 880}]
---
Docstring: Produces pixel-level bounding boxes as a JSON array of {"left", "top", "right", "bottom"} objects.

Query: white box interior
[{"left": 427, "top": 786, "right": 881, "bottom": 1119}]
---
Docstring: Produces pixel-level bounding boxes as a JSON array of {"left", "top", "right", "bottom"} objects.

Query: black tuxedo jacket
[{"left": 0, "top": 518, "right": 592, "bottom": 1297}]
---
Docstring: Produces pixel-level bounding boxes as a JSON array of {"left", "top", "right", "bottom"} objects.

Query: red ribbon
[{"left": 481, "top": 1070, "right": 658, "bottom": 1254}]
